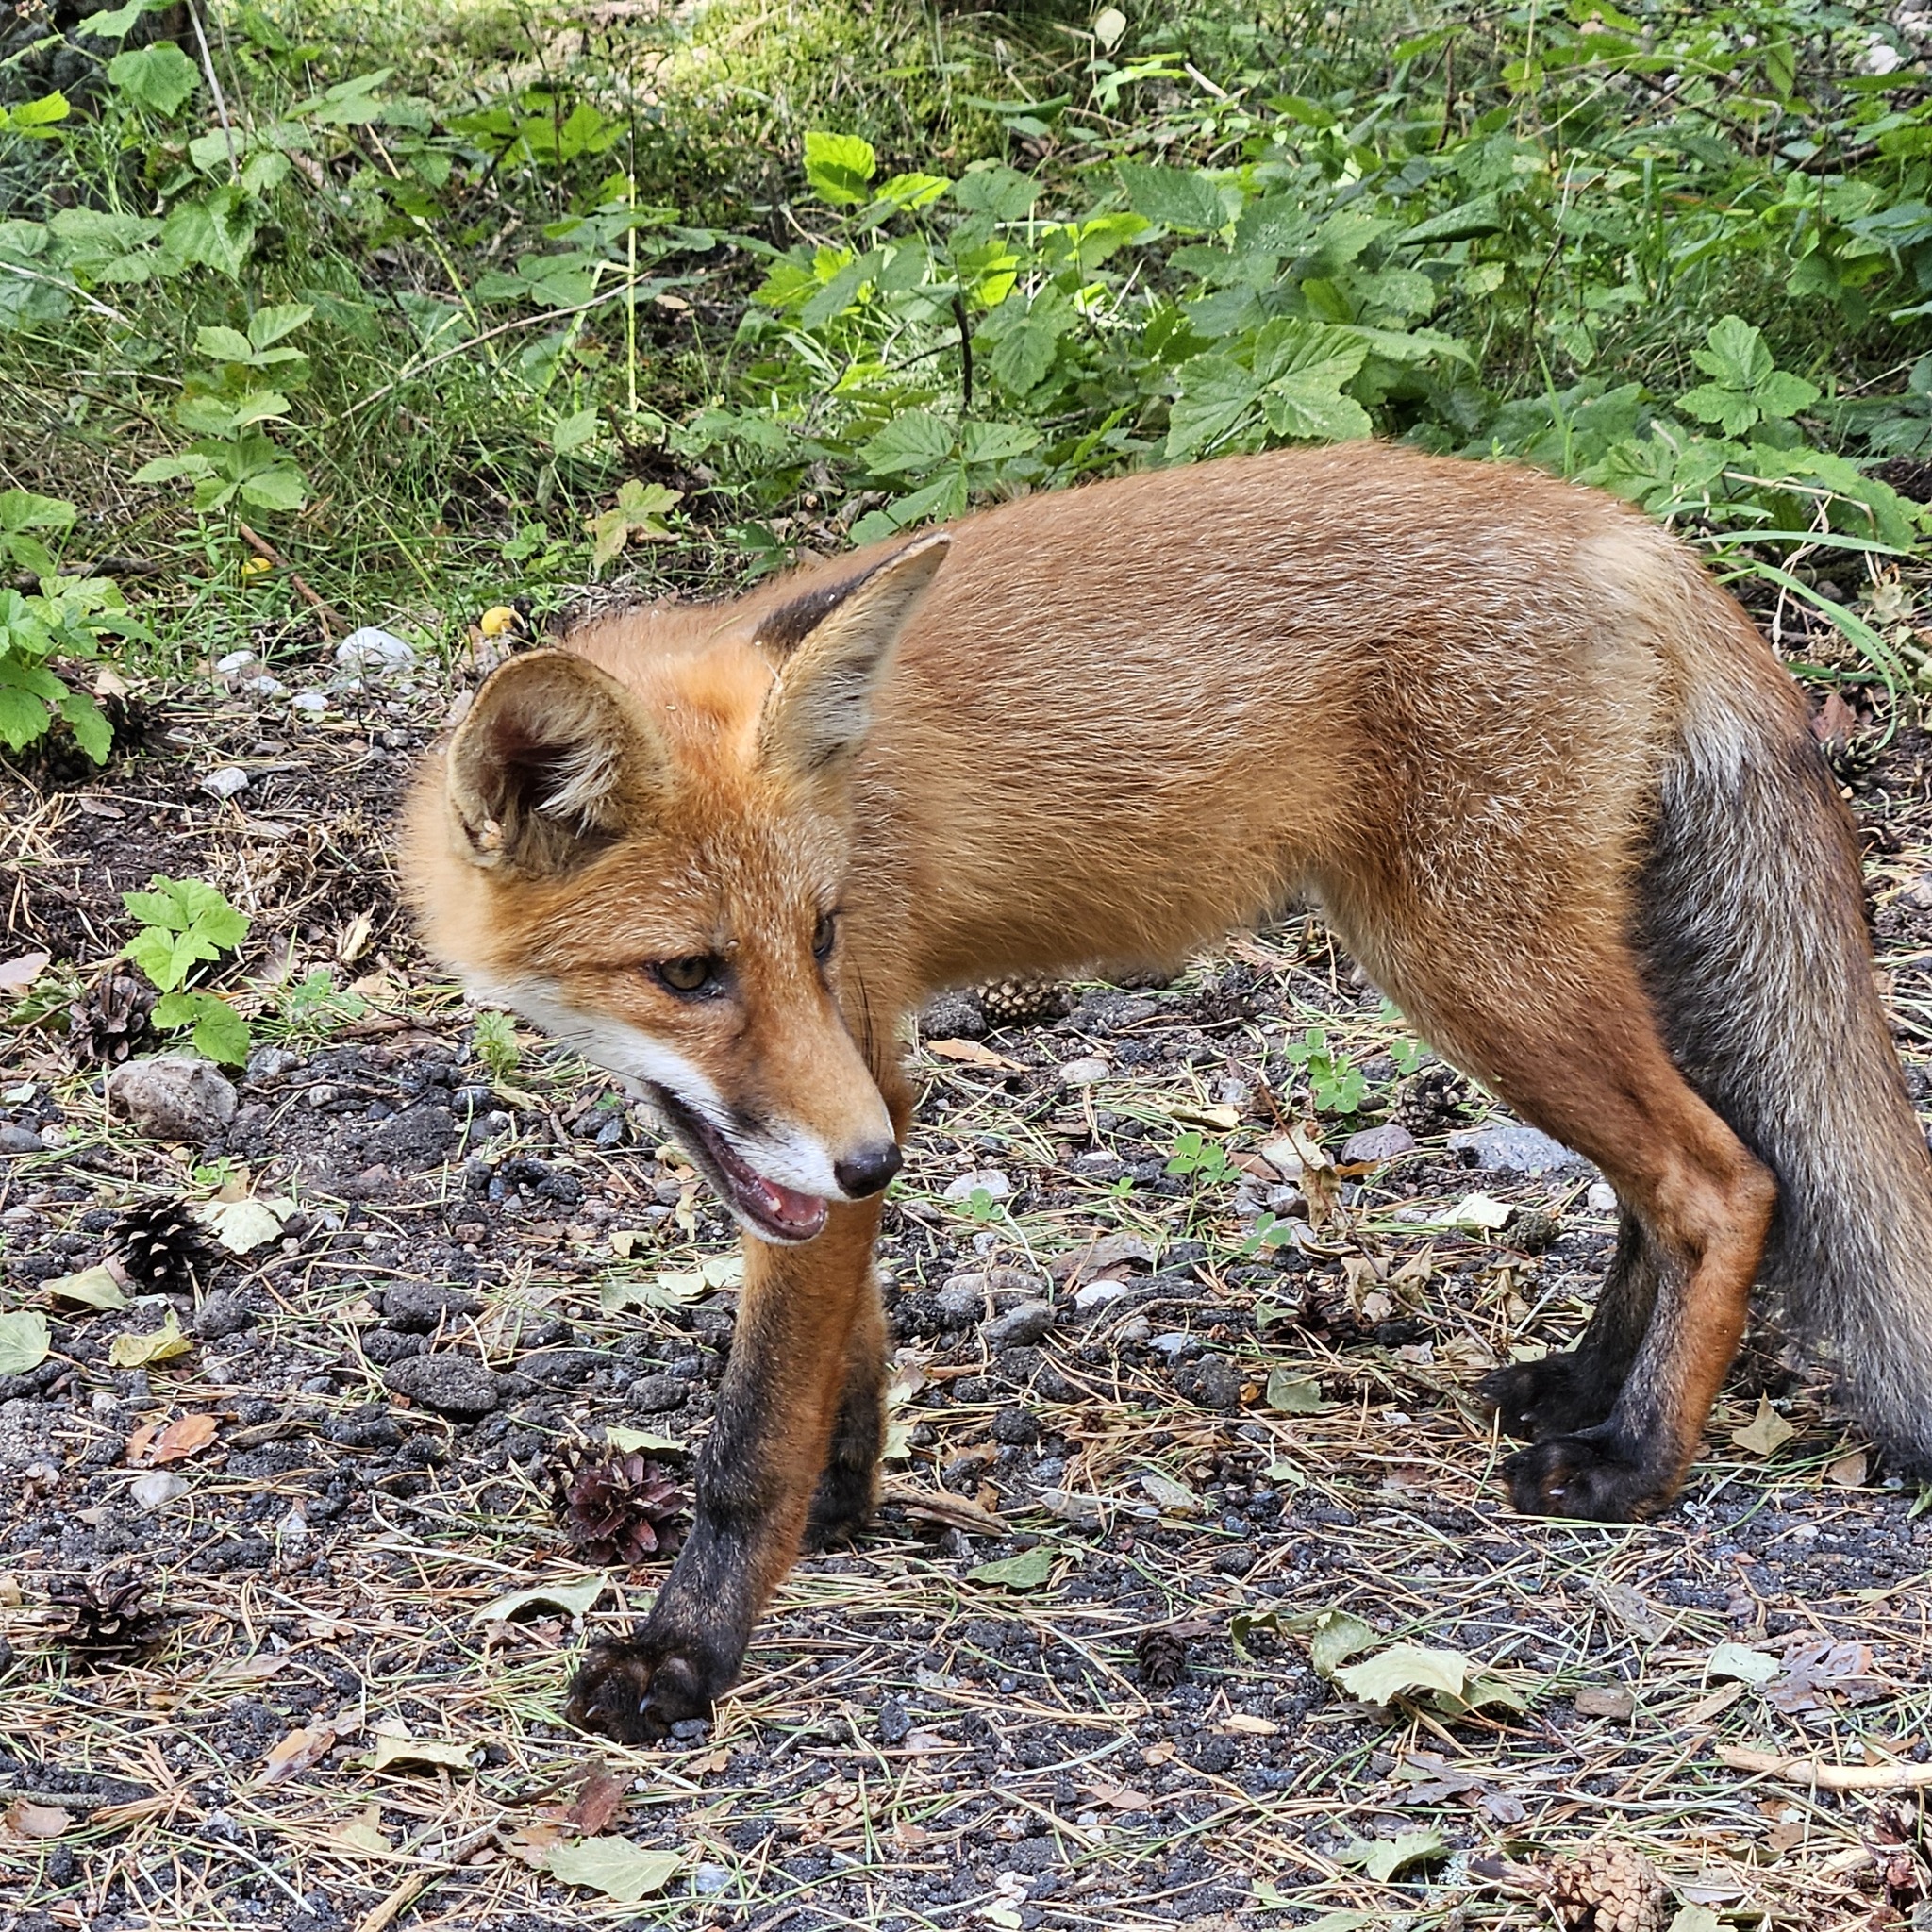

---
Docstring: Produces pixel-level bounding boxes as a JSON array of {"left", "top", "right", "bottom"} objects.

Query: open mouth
[{"left": 650, "top": 1089, "right": 829, "bottom": 1244}]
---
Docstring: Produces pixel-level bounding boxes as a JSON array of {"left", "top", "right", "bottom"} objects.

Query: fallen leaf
[
  {"left": 328, "top": 1805, "right": 393, "bottom": 1856},
  {"left": 925, "top": 1037, "right": 1023, "bottom": 1071},
  {"left": 1574, "top": 1686, "right": 1636, "bottom": 1722},
  {"left": 1142, "top": 1740, "right": 1176, "bottom": 1766},
  {"left": 0, "top": 950, "right": 51, "bottom": 992},
  {"left": 362, "top": 1732, "right": 476, "bottom": 1774},
  {"left": 8, "top": 1799, "right": 72, "bottom": 1839},
  {"left": 561, "top": 1765, "right": 626, "bottom": 1836},
  {"left": 1445, "top": 1191, "right": 1513, "bottom": 1231},
  {"left": 43, "top": 1266, "right": 127, "bottom": 1310},
  {"left": 1306, "top": 1609, "right": 1378, "bottom": 1680},
  {"left": 1082, "top": 1781, "right": 1153, "bottom": 1811},
  {"left": 1138, "top": 1470, "right": 1201, "bottom": 1515},
  {"left": 687, "top": 1747, "right": 730, "bottom": 1775},
  {"left": 152, "top": 1413, "right": 219, "bottom": 1464},
  {"left": 255, "top": 1724, "right": 340, "bottom": 1788},
  {"left": 1730, "top": 1393, "right": 1795, "bottom": 1457},
  {"left": 1340, "top": 1825, "right": 1447, "bottom": 1883},
  {"left": 195, "top": 1194, "right": 291, "bottom": 1256},
  {"left": 603, "top": 1424, "right": 684, "bottom": 1455},
  {"left": 1170, "top": 1103, "right": 1241, "bottom": 1131},
  {"left": 109, "top": 1311, "right": 192, "bottom": 1368},
  {"left": 505, "top": 1822, "right": 568, "bottom": 1867},
  {"left": 545, "top": 1836, "right": 680, "bottom": 1902},
  {"left": 1264, "top": 1367, "right": 1331, "bottom": 1414},
  {"left": 1707, "top": 1641, "right": 1779, "bottom": 1687},
  {"left": 473, "top": 1576, "right": 608, "bottom": 1624},
  {"left": 1222, "top": 1712, "right": 1278, "bottom": 1736},
  {"left": 1764, "top": 1639, "right": 1877, "bottom": 1713},
  {"left": 1682, "top": 1680, "right": 1745, "bottom": 1724},
  {"left": 1824, "top": 1448, "right": 1869, "bottom": 1488},
  {"left": 1337, "top": 1642, "right": 1470, "bottom": 1706},
  {"left": 0, "top": 1309, "right": 51, "bottom": 1376},
  {"left": 901, "top": 1727, "right": 956, "bottom": 1753},
  {"left": 969, "top": 1546, "right": 1055, "bottom": 1590}
]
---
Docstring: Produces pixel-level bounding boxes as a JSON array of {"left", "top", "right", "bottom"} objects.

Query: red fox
[{"left": 403, "top": 443, "right": 1932, "bottom": 1743}]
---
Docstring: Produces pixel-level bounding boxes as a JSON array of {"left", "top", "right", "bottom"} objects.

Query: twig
[
  {"left": 1717, "top": 1744, "right": 1932, "bottom": 1790},
  {"left": 186, "top": 2, "right": 238, "bottom": 181},
  {"left": 236, "top": 523, "right": 347, "bottom": 638}
]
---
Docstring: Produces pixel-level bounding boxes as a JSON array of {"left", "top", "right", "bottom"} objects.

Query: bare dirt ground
[{"left": 3, "top": 628, "right": 1932, "bottom": 1931}]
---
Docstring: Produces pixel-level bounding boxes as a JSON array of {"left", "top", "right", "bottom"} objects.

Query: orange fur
[{"left": 401, "top": 442, "right": 1928, "bottom": 1741}]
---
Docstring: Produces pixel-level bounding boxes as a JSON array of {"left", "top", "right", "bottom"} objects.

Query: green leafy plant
[
  {"left": 269, "top": 967, "right": 370, "bottom": 1046},
  {"left": 472, "top": 1010, "right": 522, "bottom": 1083},
  {"left": 1166, "top": 1128, "right": 1237, "bottom": 1186},
  {"left": 1281, "top": 1027, "right": 1366, "bottom": 1116},
  {"left": 0, "top": 545, "right": 129, "bottom": 766},
  {"left": 122, "top": 876, "right": 251, "bottom": 1065}
]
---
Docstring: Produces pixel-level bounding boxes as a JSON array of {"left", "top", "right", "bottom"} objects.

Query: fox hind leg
[
  {"left": 1329, "top": 895, "right": 1774, "bottom": 1519},
  {"left": 1481, "top": 1208, "right": 1664, "bottom": 1440}
]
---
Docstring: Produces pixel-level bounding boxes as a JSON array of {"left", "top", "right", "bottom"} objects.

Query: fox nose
[{"left": 834, "top": 1140, "right": 902, "bottom": 1199}]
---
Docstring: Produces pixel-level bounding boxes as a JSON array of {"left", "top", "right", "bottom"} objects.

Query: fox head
[{"left": 403, "top": 535, "right": 949, "bottom": 1244}]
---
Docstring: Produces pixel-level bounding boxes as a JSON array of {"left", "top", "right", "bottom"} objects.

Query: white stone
[
  {"left": 131, "top": 1472, "right": 189, "bottom": 1511},
  {"left": 1587, "top": 1181, "right": 1618, "bottom": 1214},
  {"left": 943, "top": 1168, "right": 1010, "bottom": 1203},
  {"left": 290, "top": 691, "right": 328, "bottom": 716},
  {"left": 1058, "top": 1057, "right": 1111, "bottom": 1086},
  {"left": 200, "top": 766, "right": 249, "bottom": 800},
  {"left": 1074, "top": 1276, "right": 1131, "bottom": 1312},
  {"left": 214, "top": 649, "right": 259, "bottom": 680},
  {"left": 334, "top": 626, "right": 417, "bottom": 676}
]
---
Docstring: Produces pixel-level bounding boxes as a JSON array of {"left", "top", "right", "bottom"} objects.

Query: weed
[{"left": 120, "top": 875, "right": 251, "bottom": 1065}]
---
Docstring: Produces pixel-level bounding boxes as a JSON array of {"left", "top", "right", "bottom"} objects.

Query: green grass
[{"left": 0, "top": 0, "right": 1928, "bottom": 743}]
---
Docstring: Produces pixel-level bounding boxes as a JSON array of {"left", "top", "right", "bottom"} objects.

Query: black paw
[
  {"left": 1500, "top": 1430, "right": 1673, "bottom": 1522},
  {"left": 803, "top": 1463, "right": 876, "bottom": 1552},
  {"left": 1479, "top": 1350, "right": 1621, "bottom": 1441},
  {"left": 564, "top": 1631, "right": 735, "bottom": 1745}
]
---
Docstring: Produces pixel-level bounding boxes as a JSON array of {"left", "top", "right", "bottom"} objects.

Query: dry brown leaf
[
  {"left": 1731, "top": 1394, "right": 1796, "bottom": 1458},
  {"left": 925, "top": 1037, "right": 1023, "bottom": 1072},
  {"left": 255, "top": 1724, "right": 338, "bottom": 1788},
  {"left": 687, "top": 1747, "right": 730, "bottom": 1776},
  {"left": 504, "top": 1823, "right": 568, "bottom": 1869},
  {"left": 1083, "top": 1781, "right": 1154, "bottom": 1811},
  {"left": 1824, "top": 1448, "right": 1869, "bottom": 1488},
  {"left": 561, "top": 1764, "right": 627, "bottom": 1836},
  {"left": 0, "top": 951, "right": 51, "bottom": 993},
  {"left": 153, "top": 1413, "right": 219, "bottom": 1464},
  {"left": 8, "top": 1799, "right": 73, "bottom": 1839}
]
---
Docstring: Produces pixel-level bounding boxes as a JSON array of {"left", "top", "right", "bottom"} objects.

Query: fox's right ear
[{"left": 444, "top": 650, "right": 654, "bottom": 875}]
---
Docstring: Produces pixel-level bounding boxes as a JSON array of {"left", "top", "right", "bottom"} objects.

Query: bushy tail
[{"left": 1640, "top": 611, "right": 1932, "bottom": 1474}]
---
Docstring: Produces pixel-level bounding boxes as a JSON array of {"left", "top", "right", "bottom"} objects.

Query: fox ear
[
  {"left": 444, "top": 650, "right": 653, "bottom": 874},
  {"left": 756, "top": 534, "right": 949, "bottom": 781}
]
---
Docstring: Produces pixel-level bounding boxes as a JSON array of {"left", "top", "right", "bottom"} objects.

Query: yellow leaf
[
  {"left": 362, "top": 1732, "right": 476, "bottom": 1775},
  {"left": 109, "top": 1311, "right": 191, "bottom": 1368},
  {"left": 1730, "top": 1394, "right": 1795, "bottom": 1458}
]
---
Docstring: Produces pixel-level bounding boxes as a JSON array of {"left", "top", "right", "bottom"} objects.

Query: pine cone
[
  {"left": 68, "top": 974, "right": 155, "bottom": 1066},
  {"left": 111, "top": 1199, "right": 211, "bottom": 1296},
  {"left": 1511, "top": 1208, "right": 1563, "bottom": 1255},
  {"left": 550, "top": 1442, "right": 688, "bottom": 1567},
  {"left": 1136, "top": 1625, "right": 1190, "bottom": 1690},
  {"left": 1394, "top": 1064, "right": 1474, "bottom": 1136},
  {"left": 50, "top": 1576, "right": 165, "bottom": 1671},
  {"left": 974, "top": 975, "right": 1071, "bottom": 1030},
  {"left": 1822, "top": 731, "right": 1882, "bottom": 792},
  {"left": 981, "top": 974, "right": 1074, "bottom": 1035},
  {"left": 1549, "top": 1844, "right": 1669, "bottom": 1932}
]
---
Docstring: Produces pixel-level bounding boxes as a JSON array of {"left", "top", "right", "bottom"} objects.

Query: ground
[{"left": 3, "top": 623, "right": 1932, "bottom": 1931}]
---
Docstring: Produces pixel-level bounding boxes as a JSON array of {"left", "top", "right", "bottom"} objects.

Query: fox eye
[
  {"left": 653, "top": 955, "right": 723, "bottom": 997},
  {"left": 812, "top": 912, "right": 838, "bottom": 960}
]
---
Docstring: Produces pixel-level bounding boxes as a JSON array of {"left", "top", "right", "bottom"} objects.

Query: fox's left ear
[{"left": 756, "top": 533, "right": 950, "bottom": 782}]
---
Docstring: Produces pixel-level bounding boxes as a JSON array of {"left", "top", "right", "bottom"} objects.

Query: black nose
[{"left": 834, "top": 1141, "right": 902, "bottom": 1198}]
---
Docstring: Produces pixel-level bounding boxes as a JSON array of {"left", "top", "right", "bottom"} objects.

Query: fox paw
[
  {"left": 565, "top": 1632, "right": 735, "bottom": 1744},
  {"left": 804, "top": 1469, "right": 877, "bottom": 1552},
  {"left": 1479, "top": 1351, "right": 1621, "bottom": 1441},
  {"left": 1501, "top": 1431, "right": 1672, "bottom": 1522}
]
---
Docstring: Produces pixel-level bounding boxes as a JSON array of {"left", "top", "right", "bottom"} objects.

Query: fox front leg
[{"left": 566, "top": 1200, "right": 885, "bottom": 1743}]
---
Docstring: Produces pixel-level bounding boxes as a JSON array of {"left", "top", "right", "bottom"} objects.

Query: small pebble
[
  {"left": 200, "top": 766, "right": 250, "bottom": 800},
  {"left": 1058, "top": 1058, "right": 1111, "bottom": 1087},
  {"left": 943, "top": 1169, "right": 1010, "bottom": 1203}
]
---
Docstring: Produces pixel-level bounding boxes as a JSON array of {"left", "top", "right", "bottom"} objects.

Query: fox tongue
[{"left": 740, "top": 1170, "right": 828, "bottom": 1240}]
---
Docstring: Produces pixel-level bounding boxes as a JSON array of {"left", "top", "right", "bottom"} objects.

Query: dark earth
[{"left": 3, "top": 618, "right": 1931, "bottom": 1929}]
